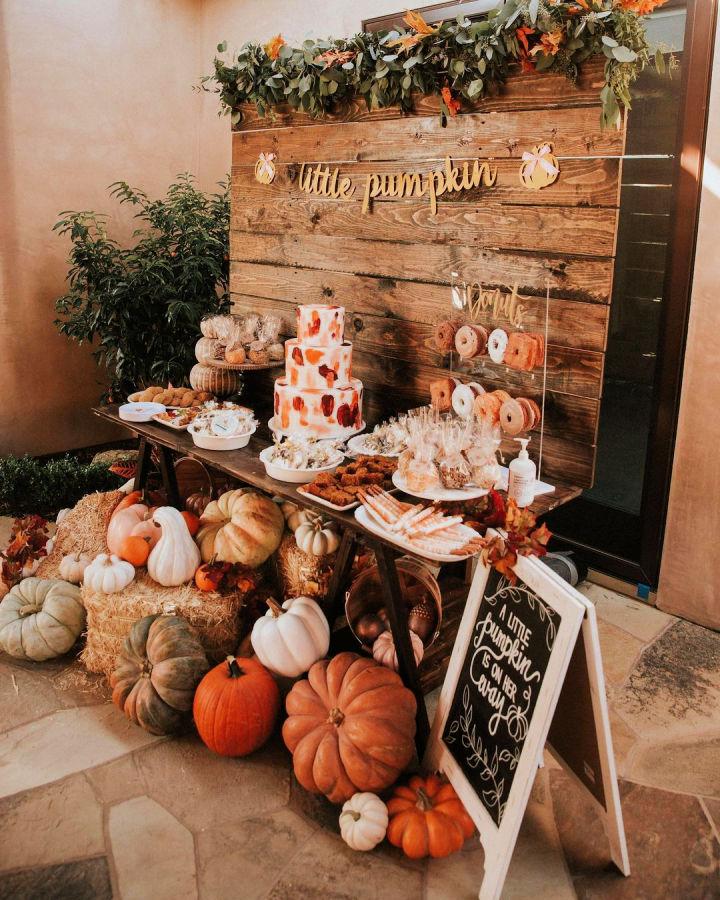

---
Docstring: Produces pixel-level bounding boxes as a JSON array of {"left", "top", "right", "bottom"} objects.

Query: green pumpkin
[{"left": 0, "top": 577, "right": 85, "bottom": 661}]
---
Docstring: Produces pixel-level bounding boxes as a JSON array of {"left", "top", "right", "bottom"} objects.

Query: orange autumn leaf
[
  {"left": 314, "top": 48, "right": 356, "bottom": 69},
  {"left": 516, "top": 26, "right": 534, "bottom": 55},
  {"left": 441, "top": 85, "right": 461, "bottom": 116},
  {"left": 403, "top": 9, "right": 441, "bottom": 35},
  {"left": 530, "top": 29, "right": 564, "bottom": 57},
  {"left": 264, "top": 34, "right": 286, "bottom": 61},
  {"left": 618, "top": 0, "right": 667, "bottom": 13},
  {"left": 388, "top": 33, "right": 423, "bottom": 52}
]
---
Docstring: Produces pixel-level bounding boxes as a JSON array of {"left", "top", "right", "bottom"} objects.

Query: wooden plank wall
[{"left": 229, "top": 59, "right": 626, "bottom": 488}]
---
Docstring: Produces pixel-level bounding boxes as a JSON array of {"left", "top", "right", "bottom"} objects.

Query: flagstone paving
[{"left": 0, "top": 578, "right": 719, "bottom": 899}]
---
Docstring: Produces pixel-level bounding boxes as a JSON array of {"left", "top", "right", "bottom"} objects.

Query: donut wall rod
[{"left": 228, "top": 59, "right": 625, "bottom": 489}]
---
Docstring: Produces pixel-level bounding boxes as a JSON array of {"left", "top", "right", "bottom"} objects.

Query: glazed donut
[
  {"left": 493, "top": 389, "right": 512, "bottom": 405},
  {"left": 518, "top": 398, "right": 536, "bottom": 431},
  {"left": 505, "top": 332, "right": 537, "bottom": 371},
  {"left": 430, "top": 376, "right": 459, "bottom": 412},
  {"left": 531, "top": 333, "right": 545, "bottom": 367},
  {"left": 455, "top": 324, "right": 488, "bottom": 359},
  {"left": 488, "top": 328, "right": 508, "bottom": 365},
  {"left": 500, "top": 398, "right": 526, "bottom": 435},
  {"left": 434, "top": 319, "right": 459, "bottom": 353},
  {"left": 526, "top": 397, "right": 542, "bottom": 429},
  {"left": 474, "top": 391, "right": 503, "bottom": 424},
  {"left": 469, "top": 381, "right": 485, "bottom": 397},
  {"left": 452, "top": 383, "right": 482, "bottom": 418}
]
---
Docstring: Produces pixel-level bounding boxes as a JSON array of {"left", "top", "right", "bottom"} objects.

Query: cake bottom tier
[{"left": 274, "top": 377, "right": 363, "bottom": 438}]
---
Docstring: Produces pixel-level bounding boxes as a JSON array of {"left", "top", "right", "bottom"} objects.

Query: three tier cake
[{"left": 273, "top": 304, "right": 364, "bottom": 439}]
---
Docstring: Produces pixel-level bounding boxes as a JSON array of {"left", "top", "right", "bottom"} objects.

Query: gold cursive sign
[
  {"left": 296, "top": 156, "right": 497, "bottom": 215},
  {"left": 466, "top": 282, "right": 528, "bottom": 328}
]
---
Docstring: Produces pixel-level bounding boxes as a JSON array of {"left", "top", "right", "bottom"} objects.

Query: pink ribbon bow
[{"left": 521, "top": 144, "right": 559, "bottom": 177}]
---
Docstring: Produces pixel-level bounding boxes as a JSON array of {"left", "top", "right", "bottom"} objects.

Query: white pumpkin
[
  {"left": 278, "top": 500, "right": 318, "bottom": 533},
  {"left": 21, "top": 558, "right": 41, "bottom": 578},
  {"left": 147, "top": 506, "right": 201, "bottom": 587},
  {"left": 372, "top": 630, "right": 424, "bottom": 672},
  {"left": 294, "top": 519, "right": 340, "bottom": 556},
  {"left": 0, "top": 577, "right": 85, "bottom": 661},
  {"left": 339, "top": 792, "right": 389, "bottom": 851},
  {"left": 84, "top": 554, "right": 135, "bottom": 594},
  {"left": 251, "top": 596, "right": 329, "bottom": 678},
  {"left": 56, "top": 508, "right": 71, "bottom": 525},
  {"left": 58, "top": 552, "right": 93, "bottom": 585}
]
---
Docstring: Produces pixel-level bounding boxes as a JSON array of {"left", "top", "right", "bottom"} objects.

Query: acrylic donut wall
[
  {"left": 433, "top": 319, "right": 546, "bottom": 373},
  {"left": 428, "top": 377, "right": 542, "bottom": 437}
]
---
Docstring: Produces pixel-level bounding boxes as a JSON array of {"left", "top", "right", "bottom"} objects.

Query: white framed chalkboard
[{"left": 424, "top": 547, "right": 586, "bottom": 900}]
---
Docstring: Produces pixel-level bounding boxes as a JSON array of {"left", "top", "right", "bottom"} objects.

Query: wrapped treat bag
[{"left": 436, "top": 420, "right": 471, "bottom": 490}]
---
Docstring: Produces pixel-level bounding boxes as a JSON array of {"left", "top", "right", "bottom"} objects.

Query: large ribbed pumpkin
[
  {"left": 0, "top": 578, "right": 85, "bottom": 661},
  {"left": 111, "top": 614, "right": 209, "bottom": 735},
  {"left": 189, "top": 363, "right": 241, "bottom": 398},
  {"left": 196, "top": 490, "right": 284, "bottom": 567},
  {"left": 193, "top": 656, "right": 279, "bottom": 757},
  {"left": 282, "top": 652, "right": 417, "bottom": 804}
]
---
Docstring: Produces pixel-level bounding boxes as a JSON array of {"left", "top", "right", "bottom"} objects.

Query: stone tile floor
[{"left": 1, "top": 573, "right": 719, "bottom": 898}]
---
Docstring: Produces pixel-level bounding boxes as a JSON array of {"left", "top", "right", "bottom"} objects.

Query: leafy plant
[
  {"left": 1, "top": 516, "right": 50, "bottom": 590},
  {"left": 0, "top": 455, "right": 122, "bottom": 518},
  {"left": 54, "top": 175, "right": 230, "bottom": 400},
  {"left": 201, "top": 1, "right": 666, "bottom": 130}
]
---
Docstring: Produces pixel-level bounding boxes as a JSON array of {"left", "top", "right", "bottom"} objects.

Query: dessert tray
[
  {"left": 355, "top": 488, "right": 483, "bottom": 563},
  {"left": 205, "top": 358, "right": 283, "bottom": 372},
  {"left": 392, "top": 470, "right": 490, "bottom": 502}
]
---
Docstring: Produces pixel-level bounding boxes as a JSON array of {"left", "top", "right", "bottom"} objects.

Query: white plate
[
  {"left": 346, "top": 434, "right": 402, "bottom": 458},
  {"left": 354, "top": 506, "right": 479, "bottom": 563},
  {"left": 188, "top": 423, "right": 256, "bottom": 451},
  {"left": 296, "top": 485, "right": 360, "bottom": 512},
  {"left": 392, "top": 470, "right": 490, "bottom": 502},
  {"left": 151, "top": 413, "right": 193, "bottom": 431},
  {"left": 259, "top": 446, "right": 344, "bottom": 484},
  {"left": 268, "top": 416, "right": 366, "bottom": 443},
  {"left": 119, "top": 402, "right": 166, "bottom": 422}
]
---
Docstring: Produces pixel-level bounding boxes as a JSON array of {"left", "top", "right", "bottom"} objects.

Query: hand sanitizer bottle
[{"left": 508, "top": 437, "right": 536, "bottom": 508}]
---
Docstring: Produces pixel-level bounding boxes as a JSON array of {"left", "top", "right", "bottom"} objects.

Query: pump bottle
[{"left": 508, "top": 437, "right": 536, "bottom": 508}]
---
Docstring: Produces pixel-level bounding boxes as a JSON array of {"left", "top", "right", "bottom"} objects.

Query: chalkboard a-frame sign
[{"left": 424, "top": 547, "right": 586, "bottom": 900}]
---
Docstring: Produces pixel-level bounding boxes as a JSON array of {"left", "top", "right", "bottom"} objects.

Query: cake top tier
[{"left": 296, "top": 304, "right": 345, "bottom": 347}]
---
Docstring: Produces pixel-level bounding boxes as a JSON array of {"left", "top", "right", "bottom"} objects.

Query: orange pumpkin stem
[
  {"left": 327, "top": 706, "right": 345, "bottom": 727},
  {"left": 226, "top": 656, "right": 243, "bottom": 679},
  {"left": 266, "top": 598, "right": 284, "bottom": 618}
]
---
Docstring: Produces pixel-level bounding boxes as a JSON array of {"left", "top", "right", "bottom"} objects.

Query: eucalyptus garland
[{"left": 201, "top": 0, "right": 667, "bottom": 130}]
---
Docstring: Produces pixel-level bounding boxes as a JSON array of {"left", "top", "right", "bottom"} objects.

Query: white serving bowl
[
  {"left": 119, "top": 402, "right": 165, "bottom": 422},
  {"left": 259, "top": 445, "right": 343, "bottom": 483},
  {"left": 188, "top": 422, "right": 256, "bottom": 451}
]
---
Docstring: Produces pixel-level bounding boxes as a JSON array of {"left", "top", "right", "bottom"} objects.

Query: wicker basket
[{"left": 345, "top": 556, "right": 442, "bottom": 651}]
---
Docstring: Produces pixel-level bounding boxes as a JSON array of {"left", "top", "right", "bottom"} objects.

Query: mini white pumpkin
[
  {"left": 251, "top": 596, "right": 329, "bottom": 678},
  {"left": 294, "top": 518, "right": 340, "bottom": 556},
  {"left": 339, "top": 792, "right": 389, "bottom": 851},
  {"left": 56, "top": 508, "right": 71, "bottom": 525},
  {"left": 372, "top": 630, "right": 424, "bottom": 672},
  {"left": 21, "top": 558, "right": 41, "bottom": 578},
  {"left": 0, "top": 577, "right": 85, "bottom": 661},
  {"left": 58, "top": 552, "right": 93, "bottom": 585},
  {"left": 278, "top": 499, "right": 318, "bottom": 533},
  {"left": 84, "top": 554, "right": 135, "bottom": 594},
  {"left": 147, "top": 506, "right": 201, "bottom": 587}
]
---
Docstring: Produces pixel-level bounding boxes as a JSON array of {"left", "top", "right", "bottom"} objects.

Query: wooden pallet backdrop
[{"left": 229, "top": 59, "right": 626, "bottom": 488}]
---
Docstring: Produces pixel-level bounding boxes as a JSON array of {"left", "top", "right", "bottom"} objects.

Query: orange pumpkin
[
  {"left": 195, "top": 561, "right": 230, "bottom": 592},
  {"left": 113, "top": 490, "right": 143, "bottom": 516},
  {"left": 181, "top": 511, "right": 200, "bottom": 537},
  {"left": 387, "top": 774, "right": 475, "bottom": 859},
  {"left": 193, "top": 656, "right": 279, "bottom": 756},
  {"left": 282, "top": 652, "right": 417, "bottom": 803},
  {"left": 119, "top": 535, "right": 151, "bottom": 567}
]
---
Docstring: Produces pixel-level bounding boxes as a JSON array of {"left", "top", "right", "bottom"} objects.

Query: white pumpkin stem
[
  {"left": 18, "top": 605, "right": 42, "bottom": 617},
  {"left": 266, "top": 598, "right": 284, "bottom": 618},
  {"left": 348, "top": 810, "right": 361, "bottom": 822}
]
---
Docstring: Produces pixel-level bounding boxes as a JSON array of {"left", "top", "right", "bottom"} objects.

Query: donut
[
  {"left": 527, "top": 398, "right": 542, "bottom": 429},
  {"left": 505, "top": 332, "right": 537, "bottom": 372},
  {"left": 531, "top": 333, "right": 545, "bottom": 367},
  {"left": 488, "top": 328, "right": 509, "bottom": 365},
  {"left": 434, "top": 319, "right": 459, "bottom": 353},
  {"left": 430, "top": 377, "right": 458, "bottom": 412},
  {"left": 492, "top": 389, "right": 512, "bottom": 405},
  {"left": 455, "top": 324, "right": 488, "bottom": 359},
  {"left": 518, "top": 398, "right": 536, "bottom": 431},
  {"left": 469, "top": 381, "right": 485, "bottom": 396},
  {"left": 452, "top": 383, "right": 480, "bottom": 418},
  {"left": 500, "top": 398, "right": 526, "bottom": 435},
  {"left": 474, "top": 391, "right": 503, "bottom": 424}
]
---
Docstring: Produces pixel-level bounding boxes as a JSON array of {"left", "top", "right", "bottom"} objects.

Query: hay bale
[
  {"left": 37, "top": 490, "right": 124, "bottom": 578},
  {"left": 81, "top": 569, "right": 249, "bottom": 676},
  {"left": 276, "top": 532, "right": 336, "bottom": 602}
]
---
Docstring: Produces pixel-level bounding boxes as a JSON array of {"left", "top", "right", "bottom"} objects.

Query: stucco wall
[
  {"left": 0, "top": 0, "right": 204, "bottom": 455},
  {"left": 657, "top": 14, "right": 720, "bottom": 628}
]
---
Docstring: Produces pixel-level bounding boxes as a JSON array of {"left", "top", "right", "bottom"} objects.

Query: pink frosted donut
[{"left": 455, "top": 324, "right": 488, "bottom": 359}]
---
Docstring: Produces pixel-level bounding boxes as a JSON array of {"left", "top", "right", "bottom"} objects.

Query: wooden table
[{"left": 93, "top": 406, "right": 581, "bottom": 752}]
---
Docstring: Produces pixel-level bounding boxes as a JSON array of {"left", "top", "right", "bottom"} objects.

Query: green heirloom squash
[{"left": 0, "top": 577, "right": 85, "bottom": 661}]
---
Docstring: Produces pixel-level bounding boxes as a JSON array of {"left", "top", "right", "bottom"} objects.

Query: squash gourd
[
  {"left": 107, "top": 503, "right": 156, "bottom": 556},
  {"left": 147, "top": 507, "right": 201, "bottom": 587},
  {"left": 84, "top": 554, "right": 135, "bottom": 594},
  {"left": 197, "top": 490, "right": 284, "bottom": 567},
  {"left": 58, "top": 551, "right": 93, "bottom": 584},
  {"left": 386, "top": 774, "right": 475, "bottom": 859},
  {"left": 294, "top": 518, "right": 340, "bottom": 556},
  {"left": 189, "top": 363, "right": 241, "bottom": 398},
  {"left": 251, "top": 596, "right": 329, "bottom": 678},
  {"left": 339, "top": 793, "right": 388, "bottom": 852},
  {"left": 282, "top": 652, "right": 417, "bottom": 803},
  {"left": 111, "top": 614, "right": 209, "bottom": 735},
  {"left": 0, "top": 577, "right": 85, "bottom": 661},
  {"left": 193, "top": 656, "right": 279, "bottom": 756},
  {"left": 372, "top": 630, "right": 424, "bottom": 673}
]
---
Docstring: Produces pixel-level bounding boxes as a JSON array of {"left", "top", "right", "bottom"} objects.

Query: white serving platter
[
  {"left": 354, "top": 506, "right": 479, "bottom": 563},
  {"left": 296, "top": 485, "right": 360, "bottom": 512},
  {"left": 346, "top": 433, "right": 403, "bottom": 458},
  {"left": 259, "top": 446, "right": 344, "bottom": 484},
  {"left": 392, "top": 470, "right": 490, "bottom": 502},
  {"left": 268, "top": 416, "right": 366, "bottom": 443},
  {"left": 119, "top": 402, "right": 165, "bottom": 422}
]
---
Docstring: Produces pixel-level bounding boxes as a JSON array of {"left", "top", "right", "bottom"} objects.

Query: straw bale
[
  {"left": 276, "top": 532, "right": 336, "bottom": 602},
  {"left": 37, "top": 490, "right": 124, "bottom": 578},
  {"left": 81, "top": 569, "right": 249, "bottom": 676}
]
